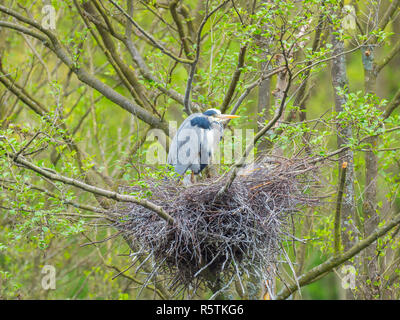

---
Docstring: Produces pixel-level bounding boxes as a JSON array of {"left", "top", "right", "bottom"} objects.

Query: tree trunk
[
  {"left": 331, "top": 20, "right": 357, "bottom": 300},
  {"left": 361, "top": 45, "right": 380, "bottom": 299}
]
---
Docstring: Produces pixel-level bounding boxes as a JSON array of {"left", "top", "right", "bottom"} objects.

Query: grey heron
[{"left": 167, "top": 108, "right": 239, "bottom": 181}]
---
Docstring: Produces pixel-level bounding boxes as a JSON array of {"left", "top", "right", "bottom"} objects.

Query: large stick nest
[{"left": 113, "top": 157, "right": 319, "bottom": 298}]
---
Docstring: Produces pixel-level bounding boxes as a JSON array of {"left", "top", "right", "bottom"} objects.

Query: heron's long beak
[{"left": 216, "top": 114, "right": 240, "bottom": 119}]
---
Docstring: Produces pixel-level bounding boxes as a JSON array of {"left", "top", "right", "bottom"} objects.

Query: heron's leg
[{"left": 190, "top": 171, "right": 195, "bottom": 184}]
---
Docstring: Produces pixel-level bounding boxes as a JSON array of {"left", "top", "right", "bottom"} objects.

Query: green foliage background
[{"left": 0, "top": 0, "right": 400, "bottom": 299}]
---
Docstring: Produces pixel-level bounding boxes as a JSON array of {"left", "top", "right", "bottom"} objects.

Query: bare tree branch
[
  {"left": 108, "top": 0, "right": 193, "bottom": 64},
  {"left": 4, "top": 152, "right": 175, "bottom": 225},
  {"left": 276, "top": 212, "right": 400, "bottom": 300},
  {"left": 183, "top": 0, "right": 230, "bottom": 114}
]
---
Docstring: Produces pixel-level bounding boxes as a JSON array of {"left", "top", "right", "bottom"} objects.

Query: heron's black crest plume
[{"left": 202, "top": 109, "right": 219, "bottom": 116}]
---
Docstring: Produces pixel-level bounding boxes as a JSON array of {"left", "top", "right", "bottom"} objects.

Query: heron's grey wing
[
  {"left": 167, "top": 133, "right": 191, "bottom": 175},
  {"left": 167, "top": 113, "right": 202, "bottom": 175}
]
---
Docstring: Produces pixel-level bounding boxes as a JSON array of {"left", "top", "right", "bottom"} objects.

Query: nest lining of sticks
[{"left": 112, "top": 157, "right": 319, "bottom": 298}]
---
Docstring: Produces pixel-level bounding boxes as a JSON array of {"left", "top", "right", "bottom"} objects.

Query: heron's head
[{"left": 202, "top": 108, "right": 240, "bottom": 122}]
